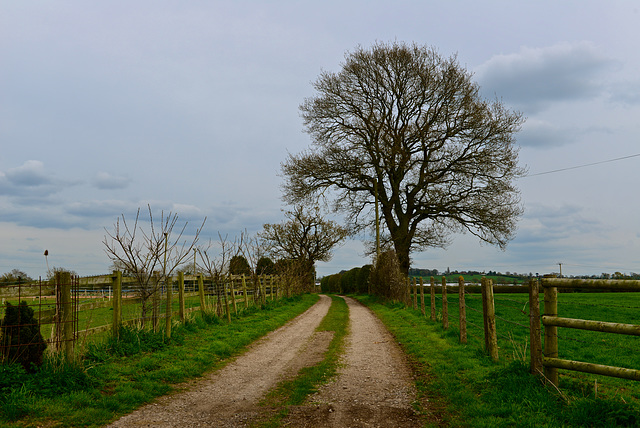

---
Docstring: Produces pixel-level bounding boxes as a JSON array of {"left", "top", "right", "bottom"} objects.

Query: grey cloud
[
  {"left": 608, "top": 79, "right": 640, "bottom": 105},
  {"left": 66, "top": 200, "right": 138, "bottom": 219},
  {"left": 517, "top": 119, "right": 614, "bottom": 149},
  {"left": 476, "top": 42, "right": 612, "bottom": 113},
  {"left": 517, "top": 120, "right": 576, "bottom": 148},
  {"left": 5, "top": 160, "right": 50, "bottom": 186},
  {"left": 513, "top": 204, "right": 606, "bottom": 245},
  {"left": 0, "top": 203, "right": 89, "bottom": 230},
  {"left": 93, "top": 172, "right": 131, "bottom": 190},
  {"left": 0, "top": 160, "right": 76, "bottom": 199}
]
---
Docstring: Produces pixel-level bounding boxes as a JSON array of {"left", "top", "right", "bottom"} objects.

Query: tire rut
[
  {"left": 282, "top": 296, "right": 423, "bottom": 427},
  {"left": 107, "top": 295, "right": 332, "bottom": 428}
]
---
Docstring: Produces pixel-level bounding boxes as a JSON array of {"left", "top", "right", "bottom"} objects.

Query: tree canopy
[
  {"left": 259, "top": 205, "right": 349, "bottom": 266},
  {"left": 282, "top": 41, "right": 525, "bottom": 273},
  {"left": 229, "top": 254, "right": 252, "bottom": 275}
]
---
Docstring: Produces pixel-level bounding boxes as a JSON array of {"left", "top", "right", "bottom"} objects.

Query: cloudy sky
[{"left": 2, "top": 1, "right": 640, "bottom": 279}]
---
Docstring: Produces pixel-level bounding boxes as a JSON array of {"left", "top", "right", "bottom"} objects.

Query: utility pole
[
  {"left": 557, "top": 262, "right": 563, "bottom": 278},
  {"left": 374, "top": 180, "right": 380, "bottom": 259}
]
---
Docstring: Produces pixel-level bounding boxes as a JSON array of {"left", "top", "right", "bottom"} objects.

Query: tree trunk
[{"left": 394, "top": 241, "right": 411, "bottom": 276}]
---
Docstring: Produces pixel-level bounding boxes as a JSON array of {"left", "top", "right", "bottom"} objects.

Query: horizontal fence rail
[{"left": 540, "top": 278, "right": 640, "bottom": 387}]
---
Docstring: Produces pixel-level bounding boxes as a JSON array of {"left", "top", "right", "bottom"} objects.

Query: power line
[{"left": 523, "top": 153, "right": 640, "bottom": 178}]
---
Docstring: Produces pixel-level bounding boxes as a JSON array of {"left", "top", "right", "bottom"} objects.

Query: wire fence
[
  {"left": 1, "top": 272, "right": 286, "bottom": 364},
  {"left": 1, "top": 275, "right": 78, "bottom": 365}
]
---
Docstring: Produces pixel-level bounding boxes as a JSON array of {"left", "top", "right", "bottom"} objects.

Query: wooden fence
[
  {"left": 412, "top": 276, "right": 640, "bottom": 389},
  {"left": 537, "top": 278, "right": 640, "bottom": 387},
  {"left": 1, "top": 272, "right": 284, "bottom": 360},
  {"left": 94, "top": 272, "right": 284, "bottom": 338}
]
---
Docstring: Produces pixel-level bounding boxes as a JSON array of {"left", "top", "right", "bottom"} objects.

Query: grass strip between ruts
[
  {"left": 0, "top": 294, "right": 319, "bottom": 428},
  {"left": 257, "top": 295, "right": 350, "bottom": 427}
]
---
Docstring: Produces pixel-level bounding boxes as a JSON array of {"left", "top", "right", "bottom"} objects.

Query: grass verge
[
  {"left": 258, "top": 295, "right": 350, "bottom": 427},
  {"left": 356, "top": 295, "right": 640, "bottom": 428},
  {"left": 0, "top": 294, "right": 319, "bottom": 428}
]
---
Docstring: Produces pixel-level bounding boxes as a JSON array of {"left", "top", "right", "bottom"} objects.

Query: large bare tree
[{"left": 282, "top": 42, "right": 525, "bottom": 274}]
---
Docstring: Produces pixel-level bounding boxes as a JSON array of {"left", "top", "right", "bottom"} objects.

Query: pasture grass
[
  {"left": 0, "top": 294, "right": 319, "bottom": 427},
  {"left": 359, "top": 293, "right": 640, "bottom": 427}
]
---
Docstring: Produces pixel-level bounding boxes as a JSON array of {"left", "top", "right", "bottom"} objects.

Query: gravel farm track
[{"left": 107, "top": 295, "right": 426, "bottom": 428}]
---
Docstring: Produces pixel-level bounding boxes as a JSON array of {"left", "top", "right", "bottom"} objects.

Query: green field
[{"left": 359, "top": 292, "right": 640, "bottom": 427}]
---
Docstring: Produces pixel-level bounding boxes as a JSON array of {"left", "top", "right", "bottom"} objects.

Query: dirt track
[{"left": 107, "top": 295, "right": 422, "bottom": 427}]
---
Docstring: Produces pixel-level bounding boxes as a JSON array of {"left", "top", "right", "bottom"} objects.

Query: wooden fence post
[
  {"left": 272, "top": 276, "right": 277, "bottom": 300},
  {"left": 543, "top": 280, "right": 559, "bottom": 386},
  {"left": 178, "top": 271, "right": 185, "bottom": 323},
  {"left": 230, "top": 276, "right": 238, "bottom": 314},
  {"left": 529, "top": 278, "right": 543, "bottom": 376},
  {"left": 112, "top": 270, "right": 122, "bottom": 337},
  {"left": 223, "top": 278, "right": 231, "bottom": 322},
  {"left": 430, "top": 276, "right": 436, "bottom": 321},
  {"left": 405, "top": 277, "right": 411, "bottom": 306},
  {"left": 242, "top": 274, "right": 249, "bottom": 308},
  {"left": 413, "top": 277, "right": 418, "bottom": 310},
  {"left": 198, "top": 274, "right": 206, "bottom": 312},
  {"left": 58, "top": 271, "right": 74, "bottom": 361},
  {"left": 441, "top": 276, "right": 449, "bottom": 330},
  {"left": 459, "top": 276, "right": 467, "bottom": 344},
  {"left": 481, "top": 277, "right": 489, "bottom": 350},
  {"left": 420, "top": 277, "right": 425, "bottom": 316},
  {"left": 152, "top": 284, "right": 160, "bottom": 331},
  {"left": 165, "top": 276, "right": 172, "bottom": 339},
  {"left": 482, "top": 278, "right": 499, "bottom": 362}
]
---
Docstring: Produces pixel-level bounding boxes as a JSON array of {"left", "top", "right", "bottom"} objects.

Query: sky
[{"left": 1, "top": 1, "right": 640, "bottom": 279}]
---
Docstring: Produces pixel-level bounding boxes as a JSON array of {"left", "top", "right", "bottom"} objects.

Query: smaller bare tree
[
  {"left": 197, "top": 233, "right": 234, "bottom": 319},
  {"left": 237, "top": 230, "right": 270, "bottom": 305},
  {"left": 259, "top": 205, "right": 349, "bottom": 292},
  {"left": 103, "top": 205, "right": 205, "bottom": 327}
]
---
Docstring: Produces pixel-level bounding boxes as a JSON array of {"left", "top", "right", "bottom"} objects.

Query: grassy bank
[
  {"left": 0, "top": 294, "right": 319, "bottom": 428},
  {"left": 357, "top": 295, "right": 640, "bottom": 427}
]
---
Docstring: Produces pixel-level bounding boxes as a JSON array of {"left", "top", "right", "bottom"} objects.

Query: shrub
[
  {"left": 0, "top": 301, "right": 47, "bottom": 371},
  {"left": 369, "top": 250, "right": 407, "bottom": 301}
]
